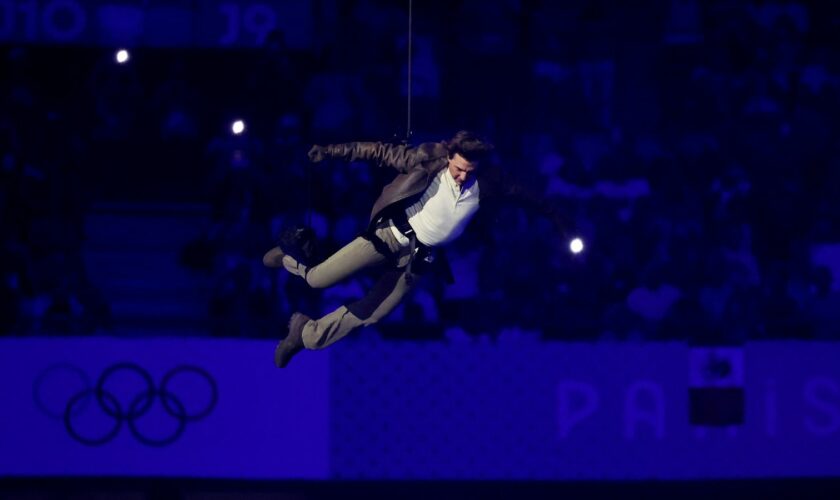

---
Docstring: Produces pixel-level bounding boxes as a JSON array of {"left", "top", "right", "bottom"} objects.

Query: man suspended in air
[{"left": 264, "top": 130, "right": 576, "bottom": 367}]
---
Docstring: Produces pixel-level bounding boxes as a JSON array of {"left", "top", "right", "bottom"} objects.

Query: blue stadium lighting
[
  {"left": 569, "top": 237, "right": 584, "bottom": 254},
  {"left": 231, "top": 119, "right": 246, "bottom": 135}
]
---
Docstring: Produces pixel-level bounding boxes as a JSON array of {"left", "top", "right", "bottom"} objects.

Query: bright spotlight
[
  {"left": 569, "top": 237, "right": 584, "bottom": 254},
  {"left": 115, "top": 49, "right": 130, "bottom": 64},
  {"left": 231, "top": 119, "right": 246, "bottom": 135}
]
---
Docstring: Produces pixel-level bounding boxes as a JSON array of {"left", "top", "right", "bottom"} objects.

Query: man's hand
[{"left": 308, "top": 145, "right": 327, "bottom": 163}]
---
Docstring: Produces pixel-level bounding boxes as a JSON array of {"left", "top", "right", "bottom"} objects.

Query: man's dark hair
[{"left": 446, "top": 130, "right": 494, "bottom": 163}]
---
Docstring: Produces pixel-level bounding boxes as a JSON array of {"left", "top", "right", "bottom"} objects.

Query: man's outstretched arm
[{"left": 308, "top": 142, "right": 430, "bottom": 174}]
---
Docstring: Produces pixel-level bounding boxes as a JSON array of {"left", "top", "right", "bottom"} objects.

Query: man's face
[{"left": 447, "top": 153, "right": 478, "bottom": 187}]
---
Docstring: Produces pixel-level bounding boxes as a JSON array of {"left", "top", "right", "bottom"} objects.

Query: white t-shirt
[{"left": 390, "top": 167, "right": 480, "bottom": 247}]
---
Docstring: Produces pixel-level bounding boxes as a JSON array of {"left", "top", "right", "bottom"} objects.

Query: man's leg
[
  {"left": 301, "top": 267, "right": 417, "bottom": 349},
  {"left": 274, "top": 226, "right": 411, "bottom": 367},
  {"left": 300, "top": 226, "right": 416, "bottom": 349},
  {"left": 281, "top": 236, "right": 387, "bottom": 288}
]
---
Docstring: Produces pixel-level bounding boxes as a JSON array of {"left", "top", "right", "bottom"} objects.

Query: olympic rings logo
[{"left": 33, "top": 362, "right": 218, "bottom": 447}]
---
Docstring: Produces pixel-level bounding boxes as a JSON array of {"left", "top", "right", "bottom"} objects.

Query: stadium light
[{"left": 115, "top": 49, "right": 130, "bottom": 64}]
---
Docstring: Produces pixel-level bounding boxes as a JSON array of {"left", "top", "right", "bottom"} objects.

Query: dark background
[{"left": 3, "top": 0, "right": 839, "bottom": 344}]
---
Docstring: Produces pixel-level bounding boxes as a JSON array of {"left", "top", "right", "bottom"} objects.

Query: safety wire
[
  {"left": 306, "top": 158, "right": 312, "bottom": 229},
  {"left": 406, "top": 0, "right": 413, "bottom": 141}
]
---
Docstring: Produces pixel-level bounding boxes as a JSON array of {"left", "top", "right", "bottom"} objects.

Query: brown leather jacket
[{"left": 323, "top": 141, "right": 451, "bottom": 229}]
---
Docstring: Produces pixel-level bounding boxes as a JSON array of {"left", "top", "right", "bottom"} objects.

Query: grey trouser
[{"left": 284, "top": 226, "right": 416, "bottom": 349}]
